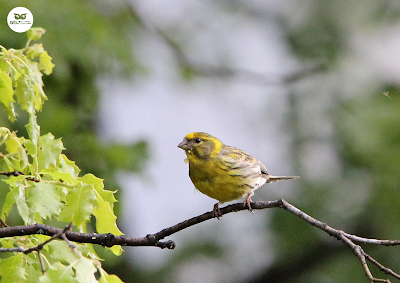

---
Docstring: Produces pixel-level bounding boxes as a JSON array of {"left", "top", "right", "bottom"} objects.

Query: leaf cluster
[{"left": 0, "top": 28, "right": 123, "bottom": 283}]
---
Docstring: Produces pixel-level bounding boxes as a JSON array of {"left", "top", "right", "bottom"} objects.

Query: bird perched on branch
[{"left": 178, "top": 132, "right": 299, "bottom": 218}]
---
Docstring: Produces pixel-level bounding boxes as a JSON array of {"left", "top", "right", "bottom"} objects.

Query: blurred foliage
[
  {"left": 339, "top": 87, "right": 400, "bottom": 238},
  {"left": 286, "top": 11, "right": 341, "bottom": 63},
  {"left": 268, "top": 1, "right": 400, "bottom": 282}
]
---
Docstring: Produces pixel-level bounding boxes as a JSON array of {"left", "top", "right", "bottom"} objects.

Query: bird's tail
[{"left": 266, "top": 175, "right": 299, "bottom": 183}]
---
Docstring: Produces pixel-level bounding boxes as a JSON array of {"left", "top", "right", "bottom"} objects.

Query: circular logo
[{"left": 7, "top": 7, "right": 33, "bottom": 33}]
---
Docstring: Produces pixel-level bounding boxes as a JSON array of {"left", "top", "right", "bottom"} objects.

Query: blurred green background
[{"left": 1, "top": 0, "right": 400, "bottom": 282}]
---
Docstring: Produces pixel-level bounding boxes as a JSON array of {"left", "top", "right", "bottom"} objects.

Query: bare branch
[
  {"left": 0, "top": 201, "right": 279, "bottom": 251},
  {"left": 343, "top": 232, "right": 400, "bottom": 246},
  {"left": 150, "top": 200, "right": 281, "bottom": 241},
  {"left": 365, "top": 252, "right": 400, "bottom": 281},
  {"left": 276, "top": 199, "right": 400, "bottom": 282},
  {"left": 0, "top": 223, "right": 176, "bottom": 250}
]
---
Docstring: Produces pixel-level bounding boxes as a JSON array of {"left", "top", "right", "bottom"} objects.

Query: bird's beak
[{"left": 178, "top": 138, "right": 190, "bottom": 150}]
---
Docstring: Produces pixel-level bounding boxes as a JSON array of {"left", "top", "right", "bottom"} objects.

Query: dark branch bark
[
  {"left": 1, "top": 199, "right": 400, "bottom": 282},
  {"left": 0, "top": 201, "right": 279, "bottom": 250}
]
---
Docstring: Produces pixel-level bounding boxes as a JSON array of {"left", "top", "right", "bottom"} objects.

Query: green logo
[{"left": 14, "top": 13, "right": 27, "bottom": 20}]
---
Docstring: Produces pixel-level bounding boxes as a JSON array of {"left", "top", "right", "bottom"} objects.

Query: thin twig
[
  {"left": 277, "top": 199, "right": 400, "bottom": 282},
  {"left": 37, "top": 249, "right": 45, "bottom": 275},
  {"left": 0, "top": 171, "right": 24, "bottom": 177},
  {"left": 343, "top": 232, "right": 400, "bottom": 246},
  {"left": 365, "top": 252, "right": 400, "bottom": 280},
  {"left": 0, "top": 171, "right": 40, "bottom": 182},
  {"left": 0, "top": 218, "right": 7, "bottom": 227}
]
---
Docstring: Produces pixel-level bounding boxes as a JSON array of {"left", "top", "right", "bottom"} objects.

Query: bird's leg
[
  {"left": 244, "top": 192, "right": 254, "bottom": 212},
  {"left": 213, "top": 202, "right": 222, "bottom": 219}
]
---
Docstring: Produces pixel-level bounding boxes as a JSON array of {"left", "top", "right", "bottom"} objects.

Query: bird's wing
[{"left": 218, "top": 146, "right": 264, "bottom": 178}]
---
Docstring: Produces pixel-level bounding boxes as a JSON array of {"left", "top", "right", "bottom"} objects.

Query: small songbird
[{"left": 178, "top": 132, "right": 299, "bottom": 218}]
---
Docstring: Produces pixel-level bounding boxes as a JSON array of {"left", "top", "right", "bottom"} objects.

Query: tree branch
[
  {"left": 0, "top": 222, "right": 74, "bottom": 274},
  {"left": 1, "top": 199, "right": 399, "bottom": 282}
]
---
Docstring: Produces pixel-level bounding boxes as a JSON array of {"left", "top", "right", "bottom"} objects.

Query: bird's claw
[
  {"left": 213, "top": 203, "right": 222, "bottom": 220},
  {"left": 244, "top": 194, "right": 254, "bottom": 213}
]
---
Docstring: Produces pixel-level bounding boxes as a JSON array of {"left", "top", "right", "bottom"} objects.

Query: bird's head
[{"left": 178, "top": 132, "right": 222, "bottom": 159}]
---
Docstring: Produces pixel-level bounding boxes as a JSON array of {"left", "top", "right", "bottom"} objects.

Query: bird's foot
[
  {"left": 244, "top": 193, "right": 254, "bottom": 213},
  {"left": 213, "top": 203, "right": 222, "bottom": 220}
]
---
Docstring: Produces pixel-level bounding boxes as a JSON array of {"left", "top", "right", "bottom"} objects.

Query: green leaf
[
  {"left": 37, "top": 133, "right": 65, "bottom": 170},
  {"left": 39, "top": 262, "right": 78, "bottom": 283},
  {"left": 75, "top": 243, "right": 102, "bottom": 261},
  {"left": 26, "top": 43, "right": 44, "bottom": 59},
  {"left": 39, "top": 51, "right": 55, "bottom": 75},
  {"left": 0, "top": 238, "right": 15, "bottom": 249},
  {"left": 93, "top": 196, "right": 122, "bottom": 235},
  {"left": 25, "top": 116, "right": 40, "bottom": 148},
  {"left": 58, "top": 154, "right": 81, "bottom": 178},
  {"left": 43, "top": 169, "right": 78, "bottom": 187},
  {"left": 24, "top": 139, "right": 36, "bottom": 155},
  {"left": 1, "top": 184, "right": 18, "bottom": 218},
  {"left": 14, "top": 71, "right": 32, "bottom": 112},
  {"left": 45, "top": 241, "right": 79, "bottom": 265},
  {"left": 0, "top": 70, "right": 16, "bottom": 121},
  {"left": 59, "top": 154, "right": 81, "bottom": 178},
  {"left": 5, "top": 136, "right": 22, "bottom": 154},
  {"left": 0, "top": 254, "right": 27, "bottom": 283},
  {"left": 0, "top": 57, "right": 11, "bottom": 73},
  {"left": 59, "top": 183, "right": 96, "bottom": 228},
  {"left": 0, "top": 71, "right": 15, "bottom": 105},
  {"left": 79, "top": 174, "right": 104, "bottom": 191},
  {"left": 29, "top": 62, "right": 47, "bottom": 111},
  {"left": 5, "top": 136, "right": 29, "bottom": 170},
  {"left": 26, "top": 183, "right": 62, "bottom": 220},
  {"left": 24, "top": 254, "right": 44, "bottom": 282},
  {"left": 27, "top": 28, "right": 46, "bottom": 41},
  {"left": 93, "top": 189, "right": 123, "bottom": 255},
  {"left": 34, "top": 82, "right": 47, "bottom": 110},
  {"left": 16, "top": 188, "right": 30, "bottom": 224},
  {"left": 1, "top": 183, "right": 30, "bottom": 223},
  {"left": 0, "top": 126, "right": 11, "bottom": 136},
  {"left": 79, "top": 174, "right": 116, "bottom": 206},
  {"left": 99, "top": 270, "right": 124, "bottom": 283},
  {"left": 79, "top": 174, "right": 122, "bottom": 254},
  {"left": 74, "top": 257, "right": 97, "bottom": 283},
  {"left": 42, "top": 155, "right": 80, "bottom": 186}
]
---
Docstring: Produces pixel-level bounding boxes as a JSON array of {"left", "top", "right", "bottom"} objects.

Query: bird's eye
[{"left": 194, "top": 138, "right": 201, "bottom": 143}]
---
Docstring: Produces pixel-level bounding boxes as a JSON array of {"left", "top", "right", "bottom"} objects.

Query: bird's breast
[{"left": 188, "top": 158, "right": 264, "bottom": 202}]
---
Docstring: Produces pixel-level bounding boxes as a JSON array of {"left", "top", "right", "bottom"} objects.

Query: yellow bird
[{"left": 178, "top": 132, "right": 299, "bottom": 218}]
